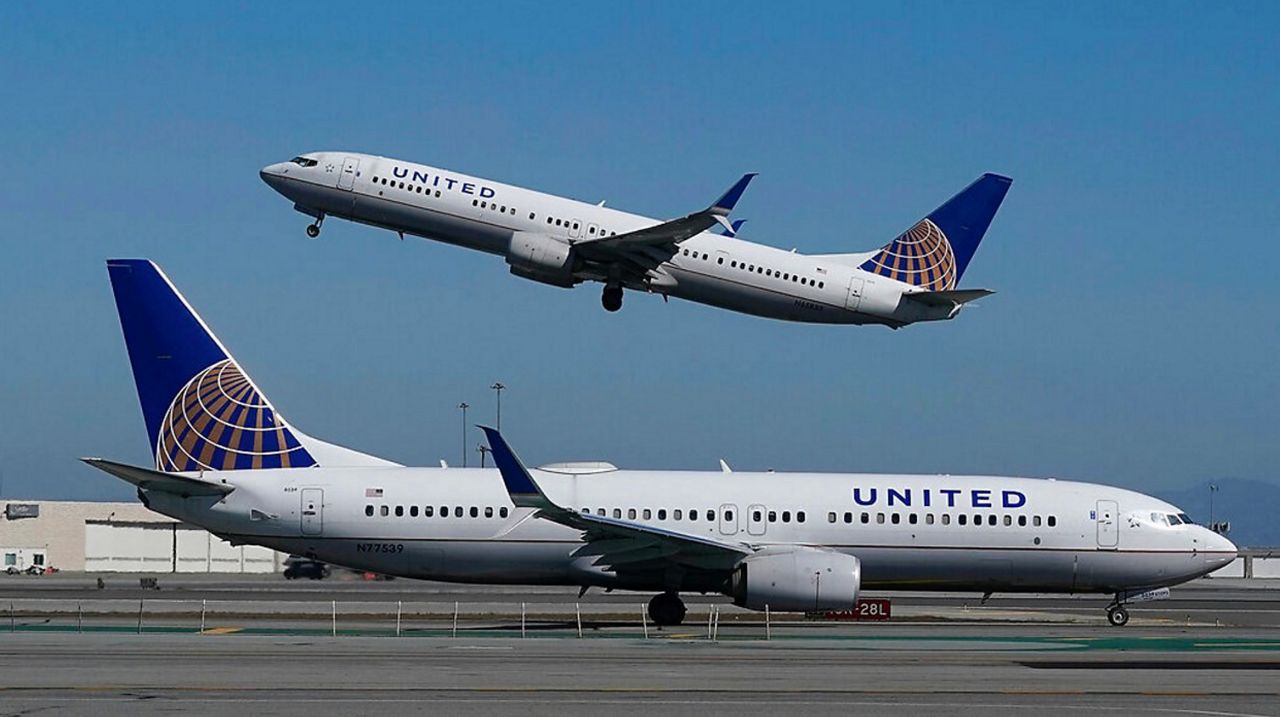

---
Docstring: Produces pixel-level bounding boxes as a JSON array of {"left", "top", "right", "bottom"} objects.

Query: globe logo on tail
[
  {"left": 156, "top": 359, "right": 316, "bottom": 471},
  {"left": 859, "top": 219, "right": 956, "bottom": 291}
]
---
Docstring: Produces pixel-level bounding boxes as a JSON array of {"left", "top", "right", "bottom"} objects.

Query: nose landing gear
[
  {"left": 306, "top": 213, "right": 325, "bottom": 238},
  {"left": 602, "top": 284, "right": 623, "bottom": 312},
  {"left": 647, "top": 592, "right": 687, "bottom": 627}
]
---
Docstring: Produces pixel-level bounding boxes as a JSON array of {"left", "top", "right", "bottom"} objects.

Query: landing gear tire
[
  {"left": 305, "top": 213, "right": 325, "bottom": 238},
  {"left": 648, "top": 592, "right": 687, "bottom": 627},
  {"left": 1107, "top": 605, "right": 1129, "bottom": 627},
  {"left": 602, "top": 285, "right": 623, "bottom": 312}
]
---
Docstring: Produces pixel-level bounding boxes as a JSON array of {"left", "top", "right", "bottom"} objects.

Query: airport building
[{"left": 2, "top": 500, "right": 283, "bottom": 573}]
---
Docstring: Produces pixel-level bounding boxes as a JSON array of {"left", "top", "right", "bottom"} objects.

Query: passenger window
[
  {"left": 988, "top": 515, "right": 997, "bottom": 526},
  {"left": 718, "top": 257, "right": 724, "bottom": 264},
  {"left": 380, "top": 506, "right": 389, "bottom": 517},
  {"left": 876, "top": 513, "right": 885, "bottom": 524},
  {"left": 797, "top": 511, "right": 805, "bottom": 523},
  {"left": 958, "top": 514, "right": 967, "bottom": 526},
  {"left": 529, "top": 213, "right": 536, "bottom": 220},
  {"left": 909, "top": 513, "right": 918, "bottom": 525},
  {"left": 410, "top": 505, "right": 419, "bottom": 517},
  {"left": 1003, "top": 515, "right": 1012, "bottom": 526},
  {"left": 706, "top": 509, "right": 715, "bottom": 521},
  {"left": 828, "top": 512, "right": 837, "bottom": 523},
  {"left": 844, "top": 512, "right": 853, "bottom": 524},
  {"left": 597, "top": 508, "right": 605, "bottom": 516},
  {"left": 781, "top": 511, "right": 791, "bottom": 523},
  {"left": 394, "top": 505, "right": 403, "bottom": 517},
  {"left": 1018, "top": 515, "right": 1026, "bottom": 526},
  {"left": 470, "top": 506, "right": 478, "bottom": 518},
  {"left": 365, "top": 505, "right": 374, "bottom": 517},
  {"left": 643, "top": 509, "right": 652, "bottom": 520},
  {"left": 613, "top": 508, "right": 622, "bottom": 519},
  {"left": 925, "top": 514, "right": 935, "bottom": 525},
  {"left": 1033, "top": 516, "right": 1042, "bottom": 527},
  {"left": 974, "top": 514, "right": 982, "bottom": 526},
  {"left": 942, "top": 514, "right": 950, "bottom": 525},
  {"left": 658, "top": 509, "right": 667, "bottom": 520},
  {"left": 768, "top": 511, "right": 777, "bottom": 522},
  {"left": 1048, "top": 516, "right": 1057, "bottom": 527},
  {"left": 499, "top": 507, "right": 509, "bottom": 518},
  {"left": 627, "top": 508, "right": 637, "bottom": 519},
  {"left": 725, "top": 510, "right": 734, "bottom": 522},
  {"left": 674, "top": 509, "right": 683, "bottom": 520},
  {"left": 486, "top": 507, "right": 494, "bottom": 518},
  {"left": 425, "top": 506, "right": 434, "bottom": 517},
  {"left": 891, "top": 513, "right": 900, "bottom": 524},
  {"left": 454, "top": 506, "right": 463, "bottom": 518},
  {"left": 861, "top": 512, "right": 869, "bottom": 524}
]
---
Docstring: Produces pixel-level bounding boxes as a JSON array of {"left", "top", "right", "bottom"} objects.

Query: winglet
[
  {"left": 718, "top": 218, "right": 747, "bottom": 237},
  {"left": 710, "top": 173, "right": 757, "bottom": 215},
  {"left": 479, "top": 426, "right": 554, "bottom": 510}
]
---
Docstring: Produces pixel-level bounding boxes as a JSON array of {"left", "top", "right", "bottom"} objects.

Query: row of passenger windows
[
  {"left": 540, "top": 215, "right": 617, "bottom": 236},
  {"left": 365, "top": 504, "right": 510, "bottom": 519},
  {"left": 578, "top": 507, "right": 806, "bottom": 524},
  {"left": 827, "top": 511, "right": 1057, "bottom": 528},
  {"left": 472, "top": 199, "right": 517, "bottom": 215},
  {"left": 373, "top": 176, "right": 442, "bottom": 199},
  {"left": 679, "top": 248, "right": 825, "bottom": 289}
]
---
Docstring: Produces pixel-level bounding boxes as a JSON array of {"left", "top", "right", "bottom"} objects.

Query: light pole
[
  {"left": 458, "top": 402, "right": 470, "bottom": 468},
  {"left": 477, "top": 443, "right": 490, "bottom": 469},
  {"left": 491, "top": 382, "right": 506, "bottom": 431},
  {"left": 1209, "top": 483, "right": 1219, "bottom": 528}
]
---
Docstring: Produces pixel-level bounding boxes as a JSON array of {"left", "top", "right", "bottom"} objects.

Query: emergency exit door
[
  {"left": 301, "top": 489, "right": 324, "bottom": 536},
  {"left": 1096, "top": 499, "right": 1118, "bottom": 549}
]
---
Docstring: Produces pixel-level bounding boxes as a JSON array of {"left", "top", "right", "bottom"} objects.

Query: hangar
[{"left": 2, "top": 500, "right": 283, "bottom": 573}]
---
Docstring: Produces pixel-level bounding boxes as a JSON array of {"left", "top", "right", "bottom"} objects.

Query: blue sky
[{"left": 1, "top": 3, "right": 1276, "bottom": 501}]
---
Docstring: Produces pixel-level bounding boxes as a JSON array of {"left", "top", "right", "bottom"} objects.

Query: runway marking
[{"left": 199, "top": 627, "right": 242, "bottom": 635}]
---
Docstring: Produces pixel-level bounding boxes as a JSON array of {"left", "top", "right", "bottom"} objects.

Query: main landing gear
[
  {"left": 648, "top": 592, "right": 687, "bottom": 627},
  {"left": 306, "top": 213, "right": 325, "bottom": 238},
  {"left": 1106, "top": 603, "right": 1130, "bottom": 627},
  {"left": 602, "top": 284, "right": 623, "bottom": 312}
]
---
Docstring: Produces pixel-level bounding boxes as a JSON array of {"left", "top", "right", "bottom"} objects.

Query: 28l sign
[{"left": 816, "top": 598, "right": 892, "bottom": 621}]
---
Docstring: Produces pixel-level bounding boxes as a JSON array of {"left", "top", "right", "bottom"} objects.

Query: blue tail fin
[
  {"left": 859, "top": 174, "right": 1012, "bottom": 290},
  {"left": 106, "top": 260, "right": 317, "bottom": 472}
]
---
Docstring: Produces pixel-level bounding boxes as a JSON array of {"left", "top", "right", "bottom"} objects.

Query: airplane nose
[{"left": 260, "top": 163, "right": 288, "bottom": 190}]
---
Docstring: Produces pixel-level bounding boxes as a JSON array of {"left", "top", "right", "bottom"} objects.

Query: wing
[
  {"left": 573, "top": 173, "right": 756, "bottom": 278},
  {"left": 480, "top": 427, "right": 749, "bottom": 575}
]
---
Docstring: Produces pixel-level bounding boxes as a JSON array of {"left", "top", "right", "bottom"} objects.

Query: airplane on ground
[
  {"left": 260, "top": 153, "right": 1012, "bottom": 327},
  {"left": 87, "top": 260, "right": 1235, "bottom": 627}
]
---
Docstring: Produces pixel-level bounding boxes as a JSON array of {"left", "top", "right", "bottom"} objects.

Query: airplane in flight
[
  {"left": 260, "top": 153, "right": 1011, "bottom": 327},
  {"left": 87, "top": 259, "right": 1235, "bottom": 627}
]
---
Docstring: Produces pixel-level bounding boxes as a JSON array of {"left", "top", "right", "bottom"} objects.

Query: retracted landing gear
[
  {"left": 306, "top": 213, "right": 325, "bottom": 238},
  {"left": 602, "top": 284, "right": 623, "bottom": 312},
  {"left": 648, "top": 592, "right": 687, "bottom": 627}
]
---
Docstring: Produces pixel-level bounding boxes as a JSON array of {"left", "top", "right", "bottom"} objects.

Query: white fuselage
[
  {"left": 260, "top": 152, "right": 956, "bottom": 326},
  {"left": 143, "top": 466, "right": 1235, "bottom": 596}
]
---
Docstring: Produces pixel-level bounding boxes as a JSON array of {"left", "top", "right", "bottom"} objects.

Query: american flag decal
[{"left": 365, "top": 488, "right": 384, "bottom": 498}]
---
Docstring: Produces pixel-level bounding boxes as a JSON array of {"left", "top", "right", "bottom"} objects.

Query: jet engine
[
  {"left": 730, "top": 547, "right": 861, "bottom": 611},
  {"left": 505, "top": 231, "right": 576, "bottom": 288}
]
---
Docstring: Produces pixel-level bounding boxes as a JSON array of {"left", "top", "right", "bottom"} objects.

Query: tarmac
[{"left": 1, "top": 574, "right": 1277, "bottom": 716}]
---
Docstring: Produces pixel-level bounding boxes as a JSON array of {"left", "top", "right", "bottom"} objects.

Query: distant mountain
[{"left": 1157, "top": 478, "right": 1280, "bottom": 548}]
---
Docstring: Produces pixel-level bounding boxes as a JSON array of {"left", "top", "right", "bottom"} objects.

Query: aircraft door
[
  {"left": 719, "top": 504, "right": 739, "bottom": 535},
  {"left": 568, "top": 218, "right": 583, "bottom": 239},
  {"left": 338, "top": 157, "right": 360, "bottom": 191},
  {"left": 1096, "top": 499, "right": 1118, "bottom": 549},
  {"left": 747, "top": 504, "right": 767, "bottom": 536},
  {"left": 301, "top": 488, "right": 324, "bottom": 536},
  {"left": 846, "top": 276, "right": 865, "bottom": 311},
  {"left": 587, "top": 222, "right": 600, "bottom": 239}
]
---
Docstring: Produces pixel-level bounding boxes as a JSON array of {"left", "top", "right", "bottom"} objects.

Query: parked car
[{"left": 282, "top": 556, "right": 330, "bottom": 580}]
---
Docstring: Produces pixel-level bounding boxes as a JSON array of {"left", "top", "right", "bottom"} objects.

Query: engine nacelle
[
  {"left": 505, "top": 231, "right": 575, "bottom": 288},
  {"left": 731, "top": 547, "right": 861, "bottom": 612}
]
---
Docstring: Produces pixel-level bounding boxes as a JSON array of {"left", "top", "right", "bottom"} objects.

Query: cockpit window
[
  {"left": 1167, "top": 513, "right": 1184, "bottom": 525},
  {"left": 289, "top": 156, "right": 319, "bottom": 167},
  {"left": 1150, "top": 512, "right": 1170, "bottom": 526},
  {"left": 1177, "top": 513, "right": 1194, "bottom": 525}
]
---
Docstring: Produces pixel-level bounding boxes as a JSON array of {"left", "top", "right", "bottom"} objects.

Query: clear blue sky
[{"left": 1, "top": 3, "right": 1276, "bottom": 500}]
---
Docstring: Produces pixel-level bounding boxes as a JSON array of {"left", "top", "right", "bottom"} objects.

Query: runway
[{"left": 1, "top": 631, "right": 1278, "bottom": 716}]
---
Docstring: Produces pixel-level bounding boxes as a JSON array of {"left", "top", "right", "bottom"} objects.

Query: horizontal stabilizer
[
  {"left": 81, "top": 457, "right": 234, "bottom": 497},
  {"left": 903, "top": 288, "right": 994, "bottom": 307}
]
